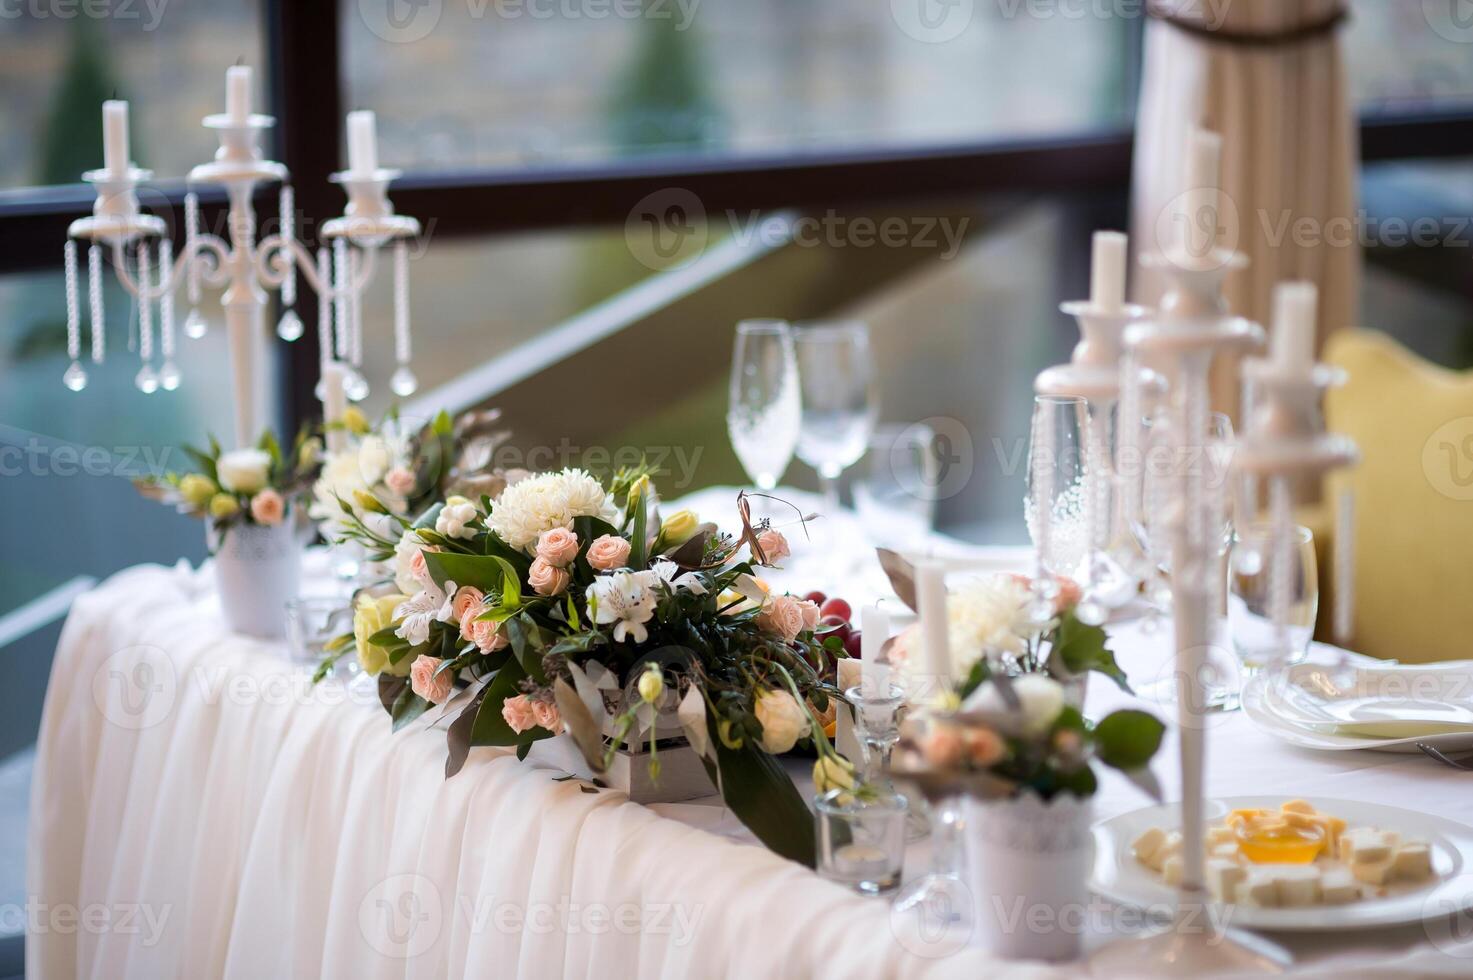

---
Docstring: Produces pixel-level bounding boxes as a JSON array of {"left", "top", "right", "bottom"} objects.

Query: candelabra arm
[
  {"left": 254, "top": 233, "right": 379, "bottom": 298},
  {"left": 106, "top": 232, "right": 231, "bottom": 300}
]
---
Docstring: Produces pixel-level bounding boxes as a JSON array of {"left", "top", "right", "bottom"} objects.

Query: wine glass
[
  {"left": 853, "top": 422, "right": 938, "bottom": 553},
  {"left": 1025, "top": 396, "right": 1089, "bottom": 600},
  {"left": 793, "top": 321, "right": 877, "bottom": 513},
  {"left": 727, "top": 319, "right": 800, "bottom": 495}
]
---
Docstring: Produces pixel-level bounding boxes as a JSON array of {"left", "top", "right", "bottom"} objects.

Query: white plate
[
  {"left": 1242, "top": 663, "right": 1473, "bottom": 753},
  {"left": 1092, "top": 796, "right": 1473, "bottom": 931}
]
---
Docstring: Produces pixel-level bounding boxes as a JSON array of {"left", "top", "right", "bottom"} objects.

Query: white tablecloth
[{"left": 26, "top": 494, "right": 1473, "bottom": 978}]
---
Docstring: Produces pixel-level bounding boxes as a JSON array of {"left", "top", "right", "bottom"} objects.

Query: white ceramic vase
[
  {"left": 964, "top": 791, "right": 1094, "bottom": 963},
  {"left": 209, "top": 517, "right": 304, "bottom": 639}
]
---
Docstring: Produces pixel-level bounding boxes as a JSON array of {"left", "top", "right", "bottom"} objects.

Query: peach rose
[
  {"left": 452, "top": 586, "right": 485, "bottom": 635},
  {"left": 469, "top": 617, "right": 508, "bottom": 653},
  {"left": 964, "top": 727, "right": 1006, "bottom": 767},
  {"left": 531, "top": 699, "right": 562, "bottom": 733},
  {"left": 384, "top": 467, "right": 416, "bottom": 497},
  {"left": 249, "top": 488, "right": 285, "bottom": 526},
  {"left": 528, "top": 557, "right": 570, "bottom": 597},
  {"left": 586, "top": 534, "right": 631, "bottom": 571},
  {"left": 756, "top": 593, "right": 809, "bottom": 644},
  {"left": 501, "top": 694, "right": 538, "bottom": 734},
  {"left": 535, "top": 527, "right": 580, "bottom": 568},
  {"left": 755, "top": 528, "right": 791, "bottom": 565},
  {"left": 922, "top": 726, "right": 966, "bottom": 768},
  {"left": 409, "top": 655, "right": 454, "bottom": 705},
  {"left": 409, "top": 547, "right": 439, "bottom": 589},
  {"left": 1008, "top": 573, "right": 1082, "bottom": 612},
  {"left": 798, "top": 598, "right": 821, "bottom": 632}
]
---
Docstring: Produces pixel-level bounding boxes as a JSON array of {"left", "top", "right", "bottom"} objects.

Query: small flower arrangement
[
  {"left": 319, "top": 466, "right": 845, "bottom": 866},
  {"left": 893, "top": 672, "right": 1165, "bottom": 802},
  {"left": 135, "top": 429, "right": 322, "bottom": 531},
  {"left": 882, "top": 550, "right": 1130, "bottom": 693}
]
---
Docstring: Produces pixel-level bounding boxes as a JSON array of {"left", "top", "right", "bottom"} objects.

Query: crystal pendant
[
  {"left": 390, "top": 366, "right": 418, "bottom": 397},
  {"left": 135, "top": 365, "right": 160, "bottom": 394},
  {"left": 63, "top": 361, "right": 88, "bottom": 391},
  {"left": 345, "top": 370, "right": 370, "bottom": 402},
  {"left": 184, "top": 309, "right": 208, "bottom": 339},
  {"left": 159, "top": 361, "right": 182, "bottom": 391},
  {"left": 276, "top": 309, "right": 304, "bottom": 342}
]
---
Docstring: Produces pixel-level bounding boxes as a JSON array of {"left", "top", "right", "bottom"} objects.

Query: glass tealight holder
[
  {"left": 845, "top": 682, "right": 906, "bottom": 783},
  {"left": 284, "top": 597, "right": 349, "bottom": 672},
  {"left": 815, "top": 787, "right": 908, "bottom": 896}
]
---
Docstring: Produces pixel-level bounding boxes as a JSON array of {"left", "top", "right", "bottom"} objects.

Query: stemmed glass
[
  {"left": 727, "top": 319, "right": 801, "bottom": 498},
  {"left": 794, "top": 322, "right": 877, "bottom": 513},
  {"left": 1025, "top": 395, "right": 1089, "bottom": 617}
]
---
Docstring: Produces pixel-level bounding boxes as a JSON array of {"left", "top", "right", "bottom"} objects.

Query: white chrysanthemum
[
  {"left": 946, "top": 574, "right": 1034, "bottom": 672},
  {"left": 489, "top": 468, "right": 611, "bottom": 551},
  {"left": 310, "top": 448, "right": 369, "bottom": 534}
]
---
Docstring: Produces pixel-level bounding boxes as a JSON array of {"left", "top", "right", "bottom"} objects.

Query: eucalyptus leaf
[
  {"left": 875, "top": 548, "right": 918, "bottom": 613},
  {"left": 701, "top": 716, "right": 816, "bottom": 867},
  {"left": 553, "top": 677, "right": 608, "bottom": 773}
]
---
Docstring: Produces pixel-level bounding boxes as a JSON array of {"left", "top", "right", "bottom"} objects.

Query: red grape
[
  {"left": 843, "top": 631, "right": 863, "bottom": 659},
  {"left": 803, "top": 590, "right": 827, "bottom": 606},
  {"left": 820, "top": 597, "right": 852, "bottom": 622}
]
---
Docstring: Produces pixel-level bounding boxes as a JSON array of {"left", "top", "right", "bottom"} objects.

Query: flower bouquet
[
  {"left": 136, "top": 429, "right": 321, "bottom": 637},
  {"left": 319, "top": 466, "right": 846, "bottom": 865}
]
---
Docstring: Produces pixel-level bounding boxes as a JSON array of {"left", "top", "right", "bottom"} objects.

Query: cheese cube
[
  {"left": 1390, "top": 842, "right": 1433, "bottom": 883},
  {"left": 1206, "top": 859, "right": 1247, "bottom": 904},
  {"left": 1241, "top": 870, "right": 1280, "bottom": 907},
  {"left": 1162, "top": 854, "right": 1184, "bottom": 887},
  {"left": 1350, "top": 856, "right": 1395, "bottom": 886},
  {"left": 1341, "top": 827, "right": 1398, "bottom": 864},
  {"left": 1320, "top": 868, "right": 1359, "bottom": 904},
  {"left": 1272, "top": 865, "right": 1323, "bottom": 907},
  {"left": 1132, "top": 827, "right": 1167, "bottom": 869},
  {"left": 1209, "top": 842, "right": 1240, "bottom": 860},
  {"left": 1207, "top": 825, "right": 1236, "bottom": 847}
]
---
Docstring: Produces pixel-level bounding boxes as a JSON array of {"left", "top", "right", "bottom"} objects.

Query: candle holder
[
  {"left": 845, "top": 682, "right": 906, "bottom": 785},
  {"left": 61, "top": 69, "right": 424, "bottom": 450},
  {"left": 815, "top": 787, "right": 908, "bottom": 896}
]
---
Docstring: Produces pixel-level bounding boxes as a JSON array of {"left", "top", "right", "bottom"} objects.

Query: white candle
[
  {"left": 860, "top": 604, "right": 891, "bottom": 698},
  {"left": 346, "top": 110, "right": 378, "bottom": 175},
  {"left": 1089, "top": 231, "right": 1127, "bottom": 312},
  {"left": 914, "top": 561, "right": 950, "bottom": 697},
  {"left": 102, "top": 100, "right": 129, "bottom": 175},
  {"left": 322, "top": 361, "right": 349, "bottom": 453},
  {"left": 226, "top": 65, "right": 252, "bottom": 123},
  {"left": 1271, "top": 281, "right": 1317, "bottom": 371}
]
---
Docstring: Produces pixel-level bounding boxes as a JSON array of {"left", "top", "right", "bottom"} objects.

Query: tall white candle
[
  {"left": 1089, "top": 231, "right": 1127, "bottom": 312},
  {"left": 346, "top": 110, "right": 378, "bottom": 175},
  {"left": 322, "top": 361, "right": 350, "bottom": 453},
  {"left": 102, "top": 100, "right": 129, "bottom": 175},
  {"left": 1271, "top": 281, "right": 1317, "bottom": 371},
  {"left": 860, "top": 604, "right": 891, "bottom": 698},
  {"left": 915, "top": 560, "right": 951, "bottom": 698},
  {"left": 226, "top": 65, "right": 252, "bottom": 123}
]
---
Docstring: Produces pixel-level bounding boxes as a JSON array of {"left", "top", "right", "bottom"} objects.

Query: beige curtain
[{"left": 1130, "top": 0, "right": 1360, "bottom": 412}]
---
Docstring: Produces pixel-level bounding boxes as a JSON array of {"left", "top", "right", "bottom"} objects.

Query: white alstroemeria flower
[
  {"left": 649, "top": 558, "right": 708, "bottom": 596},
  {"left": 394, "top": 579, "right": 457, "bottom": 647},
  {"left": 436, "top": 495, "right": 480, "bottom": 541},
  {"left": 586, "top": 570, "right": 660, "bottom": 644}
]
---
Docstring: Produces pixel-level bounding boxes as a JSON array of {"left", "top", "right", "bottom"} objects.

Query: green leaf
[
  {"left": 391, "top": 685, "right": 431, "bottom": 732},
  {"left": 1053, "top": 612, "right": 1131, "bottom": 692},
  {"left": 701, "top": 717, "right": 816, "bottom": 868},
  {"left": 432, "top": 409, "right": 453, "bottom": 437},
  {"left": 425, "top": 551, "right": 521, "bottom": 595},
  {"left": 628, "top": 484, "right": 649, "bottom": 569},
  {"left": 503, "top": 615, "right": 546, "bottom": 683},
  {"left": 467, "top": 660, "right": 554, "bottom": 749},
  {"left": 413, "top": 502, "right": 444, "bottom": 530},
  {"left": 1094, "top": 709, "right": 1166, "bottom": 771}
]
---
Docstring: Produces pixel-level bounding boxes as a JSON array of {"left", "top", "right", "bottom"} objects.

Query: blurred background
[{"left": 0, "top": 0, "right": 1470, "bottom": 963}]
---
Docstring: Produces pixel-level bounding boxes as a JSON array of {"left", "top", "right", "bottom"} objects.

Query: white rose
[
  {"left": 754, "top": 688, "right": 811, "bottom": 755},
  {"left": 357, "top": 435, "right": 391, "bottom": 487},
  {"left": 964, "top": 673, "right": 1065, "bottom": 738},
  {"left": 216, "top": 449, "right": 272, "bottom": 495},
  {"left": 436, "top": 496, "right": 480, "bottom": 541},
  {"left": 393, "top": 530, "right": 427, "bottom": 595}
]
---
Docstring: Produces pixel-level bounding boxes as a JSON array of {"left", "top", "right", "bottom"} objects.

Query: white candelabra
[{"left": 60, "top": 65, "right": 422, "bottom": 449}]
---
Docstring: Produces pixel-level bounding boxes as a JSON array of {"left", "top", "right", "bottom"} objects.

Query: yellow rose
[
  {"left": 812, "top": 754, "right": 856, "bottom": 796},
  {"left": 352, "top": 489, "right": 387, "bottom": 514},
  {"left": 637, "top": 664, "right": 664, "bottom": 704},
  {"left": 341, "top": 406, "right": 370, "bottom": 435},
  {"left": 657, "top": 509, "right": 699, "bottom": 549},
  {"left": 179, "top": 473, "right": 217, "bottom": 508},
  {"left": 354, "top": 592, "right": 410, "bottom": 676},
  {"left": 208, "top": 493, "right": 240, "bottom": 519}
]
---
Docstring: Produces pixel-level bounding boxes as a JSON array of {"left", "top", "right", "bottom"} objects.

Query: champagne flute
[
  {"left": 727, "top": 320, "right": 800, "bottom": 499},
  {"left": 1025, "top": 395, "right": 1089, "bottom": 605},
  {"left": 794, "top": 321, "right": 877, "bottom": 513}
]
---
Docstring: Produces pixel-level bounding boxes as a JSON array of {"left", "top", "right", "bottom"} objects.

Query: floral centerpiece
[
  {"left": 320, "top": 466, "right": 847, "bottom": 865},
  {"left": 136, "top": 428, "right": 321, "bottom": 637}
]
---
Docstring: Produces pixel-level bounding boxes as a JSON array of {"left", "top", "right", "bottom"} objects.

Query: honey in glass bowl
[{"left": 1232, "top": 814, "right": 1325, "bottom": 864}]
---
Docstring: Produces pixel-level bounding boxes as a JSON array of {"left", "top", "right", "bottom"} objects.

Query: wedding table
[{"left": 27, "top": 490, "right": 1473, "bottom": 978}]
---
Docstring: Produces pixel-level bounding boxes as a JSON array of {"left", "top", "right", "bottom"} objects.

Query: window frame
[{"left": 0, "top": 0, "right": 1470, "bottom": 428}]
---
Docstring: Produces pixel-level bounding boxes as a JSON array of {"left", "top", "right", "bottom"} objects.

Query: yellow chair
[{"left": 1316, "top": 329, "right": 1473, "bottom": 663}]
